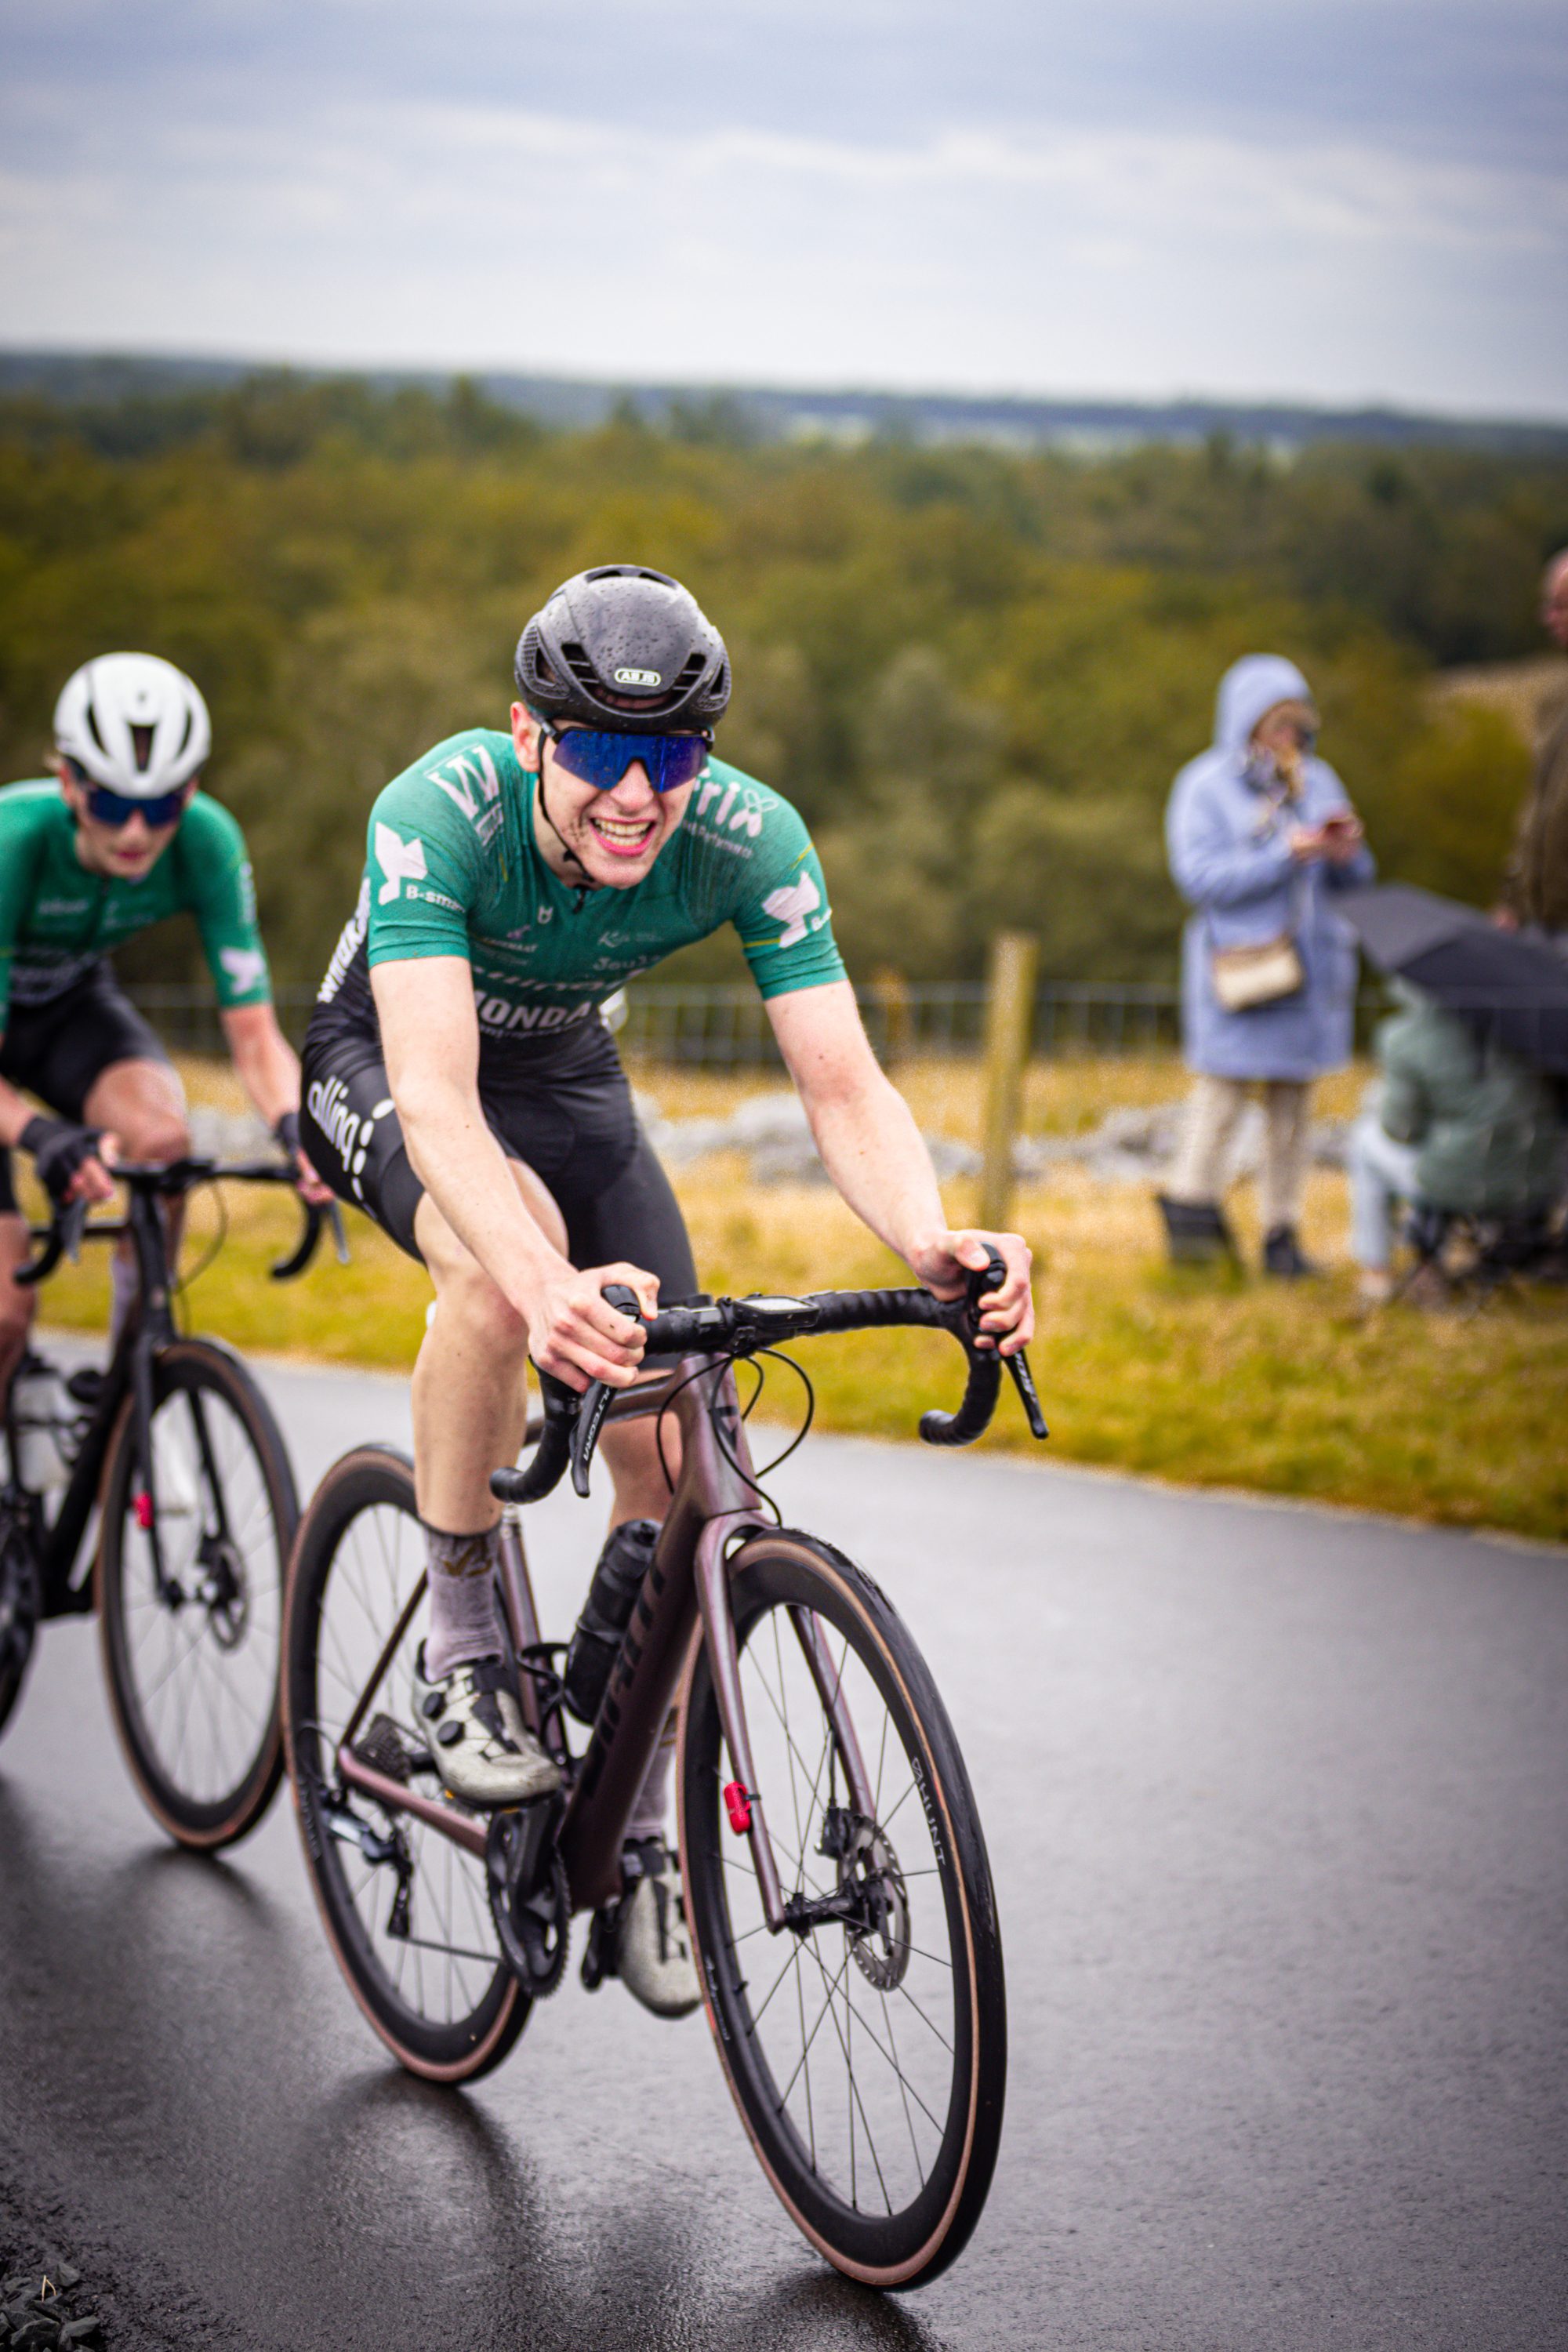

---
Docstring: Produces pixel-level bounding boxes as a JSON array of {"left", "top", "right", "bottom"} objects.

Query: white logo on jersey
[
  {"left": 761, "top": 873, "right": 821, "bottom": 949},
  {"left": 695, "top": 778, "right": 773, "bottom": 840},
  {"left": 375, "top": 823, "right": 428, "bottom": 904},
  {"left": 425, "top": 745, "right": 502, "bottom": 822},
  {"left": 319, "top": 879, "right": 370, "bottom": 1002},
  {"left": 219, "top": 946, "right": 267, "bottom": 994}
]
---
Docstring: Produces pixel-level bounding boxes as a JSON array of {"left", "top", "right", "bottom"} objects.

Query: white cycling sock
[
  {"left": 423, "top": 1523, "right": 506, "bottom": 1681},
  {"left": 626, "top": 1708, "right": 678, "bottom": 1843}
]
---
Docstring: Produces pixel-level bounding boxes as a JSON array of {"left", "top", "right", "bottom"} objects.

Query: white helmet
[{"left": 53, "top": 653, "right": 211, "bottom": 797}]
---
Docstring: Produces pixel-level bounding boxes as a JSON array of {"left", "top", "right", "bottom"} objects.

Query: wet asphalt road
[{"left": 1, "top": 1347, "right": 1566, "bottom": 2351}]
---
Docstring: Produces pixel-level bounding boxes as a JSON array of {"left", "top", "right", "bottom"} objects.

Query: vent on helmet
[
  {"left": 557, "top": 641, "right": 600, "bottom": 691},
  {"left": 130, "top": 724, "right": 154, "bottom": 772},
  {"left": 86, "top": 704, "right": 107, "bottom": 754}
]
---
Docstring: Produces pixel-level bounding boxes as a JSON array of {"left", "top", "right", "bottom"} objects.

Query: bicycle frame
[
  {"left": 8, "top": 1163, "right": 332, "bottom": 1621},
  {"left": 8, "top": 1182, "right": 180, "bottom": 1621},
  {"left": 332, "top": 1351, "right": 866, "bottom": 1929}
]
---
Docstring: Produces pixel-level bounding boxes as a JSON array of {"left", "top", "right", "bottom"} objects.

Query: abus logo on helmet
[{"left": 613, "top": 667, "right": 661, "bottom": 687}]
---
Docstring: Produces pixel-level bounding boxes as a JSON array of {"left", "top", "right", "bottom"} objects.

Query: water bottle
[
  {"left": 563, "top": 1519, "right": 660, "bottom": 1725},
  {"left": 9, "top": 1359, "right": 74, "bottom": 1493}
]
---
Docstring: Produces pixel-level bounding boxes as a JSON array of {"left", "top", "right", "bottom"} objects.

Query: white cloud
[{"left": 2, "top": 20, "right": 1564, "bottom": 415}]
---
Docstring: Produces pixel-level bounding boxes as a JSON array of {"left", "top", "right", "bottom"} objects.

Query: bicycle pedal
[{"left": 351, "top": 1713, "right": 417, "bottom": 1784}]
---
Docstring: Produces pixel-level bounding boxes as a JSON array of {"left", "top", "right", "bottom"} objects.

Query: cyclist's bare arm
[
  {"left": 370, "top": 956, "right": 653, "bottom": 1388},
  {"left": 766, "top": 979, "right": 1034, "bottom": 1352},
  {"left": 220, "top": 1003, "right": 332, "bottom": 1203}
]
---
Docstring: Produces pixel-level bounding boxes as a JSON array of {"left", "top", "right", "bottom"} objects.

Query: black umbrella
[{"left": 1338, "top": 884, "right": 1568, "bottom": 1075}]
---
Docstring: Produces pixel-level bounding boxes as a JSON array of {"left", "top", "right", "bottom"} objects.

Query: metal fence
[
  {"left": 615, "top": 981, "right": 1188, "bottom": 1066},
  {"left": 127, "top": 976, "right": 1407, "bottom": 1069},
  {"left": 131, "top": 977, "right": 1192, "bottom": 1065}
]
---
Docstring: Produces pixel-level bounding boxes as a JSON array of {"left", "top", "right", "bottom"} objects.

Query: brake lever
[
  {"left": 61, "top": 1199, "right": 88, "bottom": 1265},
  {"left": 569, "top": 1282, "right": 645, "bottom": 1499},
  {"left": 965, "top": 1250, "right": 1048, "bottom": 1441}
]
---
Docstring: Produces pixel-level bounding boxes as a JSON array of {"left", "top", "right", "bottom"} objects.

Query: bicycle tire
[
  {"left": 281, "top": 1446, "right": 530, "bottom": 2082},
  {"left": 678, "top": 1529, "right": 1006, "bottom": 2290},
  {"left": 0, "top": 1504, "right": 40, "bottom": 1744},
  {"left": 97, "top": 1338, "right": 295, "bottom": 1849}
]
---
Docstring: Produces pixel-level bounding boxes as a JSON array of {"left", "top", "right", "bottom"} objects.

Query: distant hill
[{"left": 2, "top": 348, "right": 1566, "bottom": 458}]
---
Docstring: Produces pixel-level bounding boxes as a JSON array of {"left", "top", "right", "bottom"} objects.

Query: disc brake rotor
[
  {"left": 196, "top": 1534, "right": 249, "bottom": 1651},
  {"left": 844, "top": 1821, "right": 911, "bottom": 1991}
]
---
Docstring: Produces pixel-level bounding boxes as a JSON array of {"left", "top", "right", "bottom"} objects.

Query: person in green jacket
[{"left": 1348, "top": 984, "right": 1565, "bottom": 1302}]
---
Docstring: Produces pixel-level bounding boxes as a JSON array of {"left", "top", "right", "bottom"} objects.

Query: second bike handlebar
[
  {"left": 492, "top": 1257, "right": 1048, "bottom": 1508},
  {"left": 12, "top": 1157, "right": 348, "bottom": 1290}
]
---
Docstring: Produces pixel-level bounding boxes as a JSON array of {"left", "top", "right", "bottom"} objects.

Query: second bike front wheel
[
  {"left": 98, "top": 1338, "right": 296, "bottom": 1849},
  {"left": 678, "top": 1530, "right": 1007, "bottom": 2291}
]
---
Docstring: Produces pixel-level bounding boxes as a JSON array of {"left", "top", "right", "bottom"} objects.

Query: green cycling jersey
[
  {"left": 317, "top": 729, "right": 844, "bottom": 1044},
  {"left": 0, "top": 781, "right": 272, "bottom": 1027}
]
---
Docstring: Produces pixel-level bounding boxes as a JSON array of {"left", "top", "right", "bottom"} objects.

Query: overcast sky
[{"left": 3, "top": 0, "right": 1564, "bottom": 416}]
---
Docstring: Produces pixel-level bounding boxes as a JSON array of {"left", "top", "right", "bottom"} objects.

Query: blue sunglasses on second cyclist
[
  {"left": 542, "top": 723, "right": 712, "bottom": 796},
  {"left": 65, "top": 760, "right": 190, "bottom": 830}
]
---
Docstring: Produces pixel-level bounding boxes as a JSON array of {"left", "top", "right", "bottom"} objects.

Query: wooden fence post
[
  {"left": 979, "top": 931, "right": 1037, "bottom": 1231},
  {"left": 869, "top": 967, "right": 913, "bottom": 1070}
]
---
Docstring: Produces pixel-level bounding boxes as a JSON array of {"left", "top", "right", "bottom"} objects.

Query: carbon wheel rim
[
  {"left": 288, "top": 1458, "right": 524, "bottom": 2072},
  {"left": 103, "top": 1356, "right": 287, "bottom": 1832}
]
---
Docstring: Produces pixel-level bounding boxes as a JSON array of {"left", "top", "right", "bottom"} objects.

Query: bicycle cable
[
  {"left": 655, "top": 1345, "right": 818, "bottom": 1526},
  {"left": 169, "top": 1176, "right": 228, "bottom": 1311}
]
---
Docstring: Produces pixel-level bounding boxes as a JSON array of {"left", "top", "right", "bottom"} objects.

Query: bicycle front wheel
[
  {"left": 281, "top": 1446, "right": 529, "bottom": 2083},
  {"left": 679, "top": 1530, "right": 1007, "bottom": 2290},
  {"left": 98, "top": 1338, "right": 296, "bottom": 1848}
]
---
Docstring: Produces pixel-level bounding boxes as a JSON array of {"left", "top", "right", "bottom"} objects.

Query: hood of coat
[{"left": 1212, "top": 654, "right": 1316, "bottom": 764}]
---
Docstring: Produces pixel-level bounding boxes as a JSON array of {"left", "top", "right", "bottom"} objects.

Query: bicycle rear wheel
[
  {"left": 0, "top": 1497, "right": 41, "bottom": 1743},
  {"left": 281, "top": 1446, "right": 529, "bottom": 2082},
  {"left": 98, "top": 1338, "right": 295, "bottom": 1848},
  {"left": 679, "top": 1530, "right": 1007, "bottom": 2290}
]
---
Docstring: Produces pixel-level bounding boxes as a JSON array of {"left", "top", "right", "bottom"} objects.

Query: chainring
[{"left": 486, "top": 1807, "right": 571, "bottom": 1997}]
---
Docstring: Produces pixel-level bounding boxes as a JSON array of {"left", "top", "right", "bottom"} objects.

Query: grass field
[{"left": 27, "top": 1054, "right": 1568, "bottom": 1544}]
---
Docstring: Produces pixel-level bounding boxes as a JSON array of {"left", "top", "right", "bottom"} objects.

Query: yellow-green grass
[{"left": 28, "top": 1055, "right": 1568, "bottom": 1544}]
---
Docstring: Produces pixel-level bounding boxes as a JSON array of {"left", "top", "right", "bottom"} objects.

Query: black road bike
[
  {"left": 0, "top": 1159, "right": 339, "bottom": 1848},
  {"left": 284, "top": 1257, "right": 1045, "bottom": 2288}
]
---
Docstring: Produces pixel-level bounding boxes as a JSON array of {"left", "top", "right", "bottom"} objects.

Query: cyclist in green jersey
[
  {"left": 301, "top": 566, "right": 1034, "bottom": 2015},
  {"left": 0, "top": 653, "right": 325, "bottom": 1403}
]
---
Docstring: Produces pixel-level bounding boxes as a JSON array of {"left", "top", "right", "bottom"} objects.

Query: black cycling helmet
[{"left": 514, "top": 564, "right": 730, "bottom": 734}]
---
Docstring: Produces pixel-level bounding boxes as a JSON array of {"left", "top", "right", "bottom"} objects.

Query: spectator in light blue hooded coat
[{"left": 1159, "top": 654, "right": 1374, "bottom": 1276}]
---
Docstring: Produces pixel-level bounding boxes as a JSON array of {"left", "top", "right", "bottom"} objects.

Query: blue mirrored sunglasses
[
  {"left": 67, "top": 762, "right": 187, "bottom": 829},
  {"left": 545, "top": 725, "right": 711, "bottom": 796}
]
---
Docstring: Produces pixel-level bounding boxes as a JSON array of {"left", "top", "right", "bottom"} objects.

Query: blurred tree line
[{"left": 0, "top": 372, "right": 1561, "bottom": 991}]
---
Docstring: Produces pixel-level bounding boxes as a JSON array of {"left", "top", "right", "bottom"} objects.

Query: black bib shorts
[
  {"left": 0, "top": 961, "right": 174, "bottom": 1216},
  {"left": 299, "top": 999, "right": 699, "bottom": 1304}
]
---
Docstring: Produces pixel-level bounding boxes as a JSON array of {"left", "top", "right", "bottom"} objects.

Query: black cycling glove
[
  {"left": 19, "top": 1114, "right": 106, "bottom": 1207},
  {"left": 273, "top": 1109, "right": 301, "bottom": 1160}
]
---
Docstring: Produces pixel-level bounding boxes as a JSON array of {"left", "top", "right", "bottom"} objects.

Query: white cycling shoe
[
  {"left": 411, "top": 1647, "right": 562, "bottom": 1810},
  {"left": 607, "top": 1836, "right": 702, "bottom": 2019}
]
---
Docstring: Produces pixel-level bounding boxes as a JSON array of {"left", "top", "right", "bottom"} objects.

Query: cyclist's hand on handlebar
[
  {"left": 272, "top": 1110, "right": 336, "bottom": 1207},
  {"left": 907, "top": 1230, "right": 1034, "bottom": 1353},
  {"left": 19, "top": 1114, "right": 120, "bottom": 1207},
  {"left": 521, "top": 1261, "right": 660, "bottom": 1393}
]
